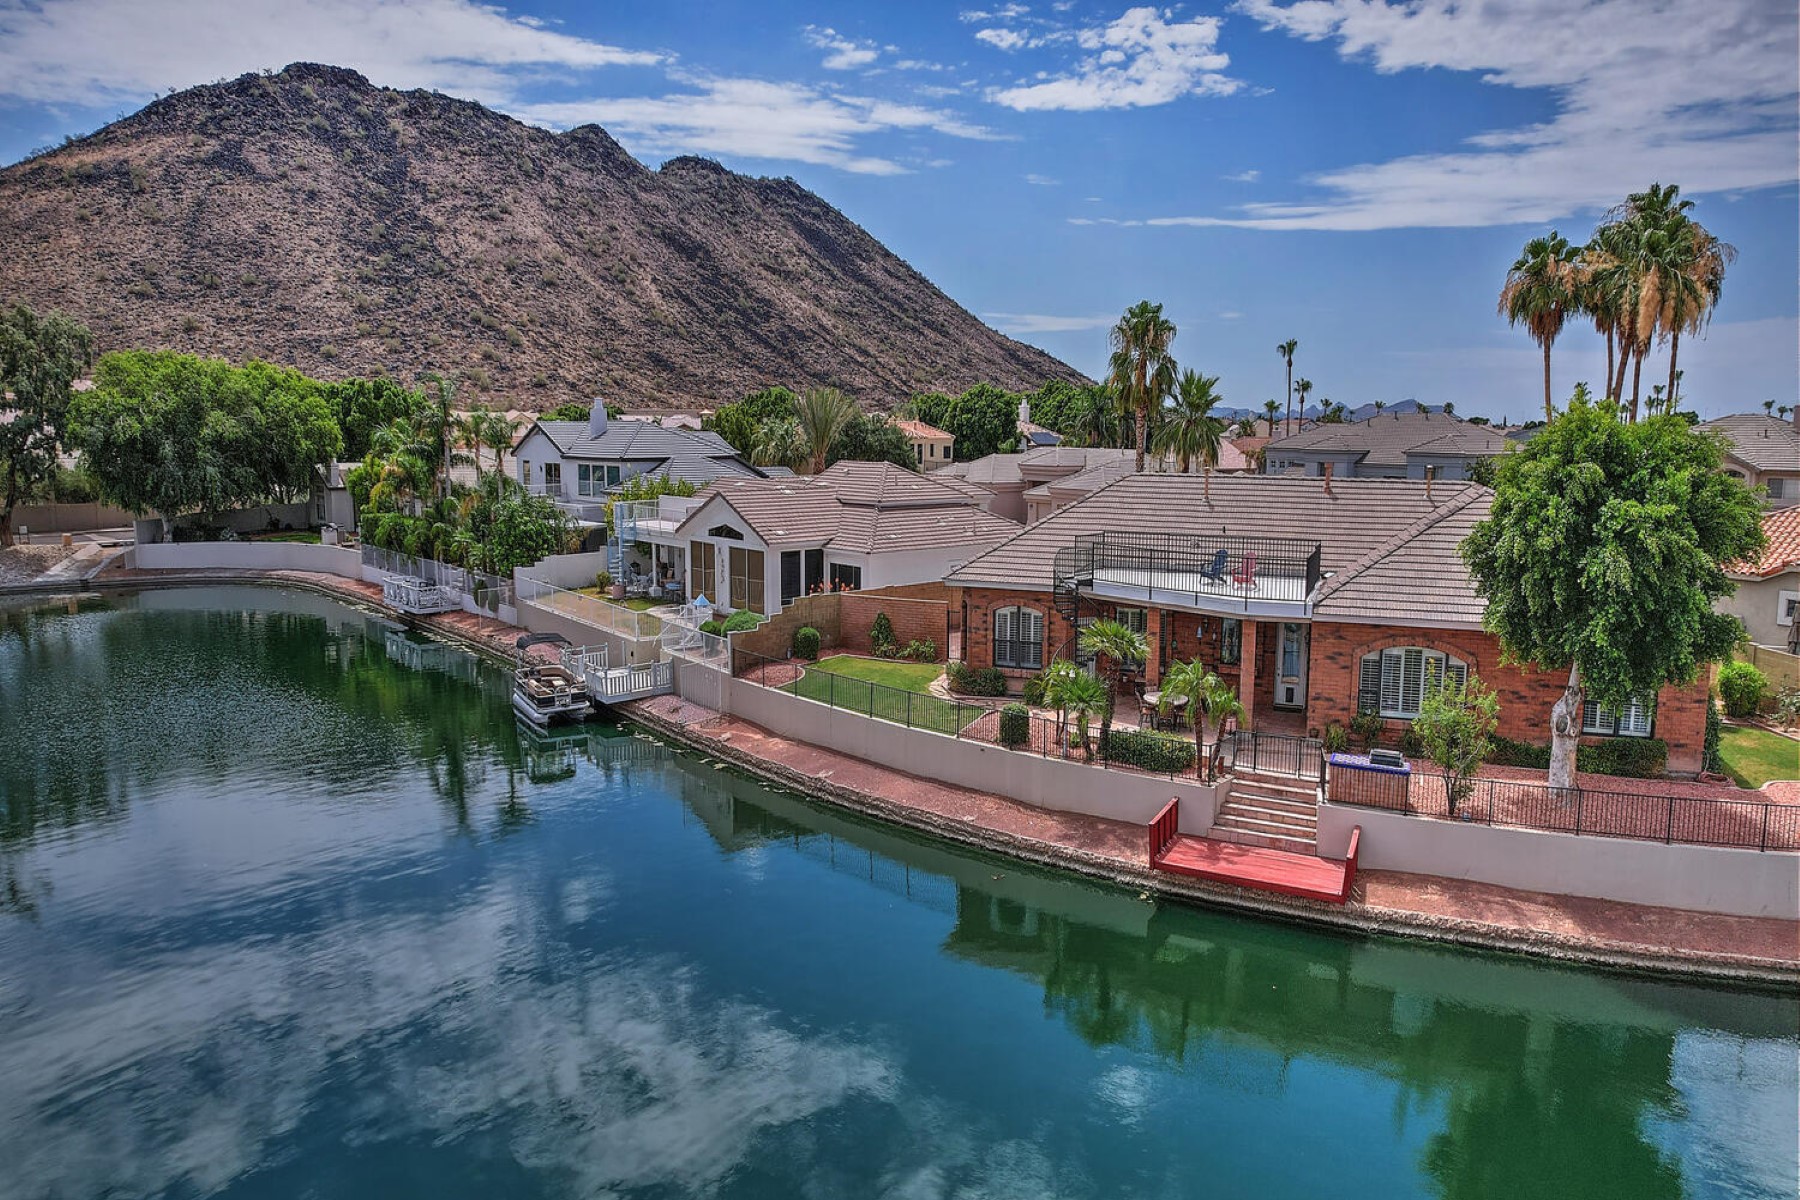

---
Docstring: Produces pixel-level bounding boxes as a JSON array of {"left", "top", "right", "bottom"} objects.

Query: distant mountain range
[{"left": 0, "top": 63, "right": 1082, "bottom": 410}]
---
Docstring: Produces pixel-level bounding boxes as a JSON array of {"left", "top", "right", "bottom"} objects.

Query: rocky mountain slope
[{"left": 0, "top": 63, "right": 1081, "bottom": 409}]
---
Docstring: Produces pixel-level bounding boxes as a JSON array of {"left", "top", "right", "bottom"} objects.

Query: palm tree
[
  {"left": 751, "top": 416, "right": 807, "bottom": 470},
  {"left": 1157, "top": 659, "right": 1246, "bottom": 780},
  {"left": 1077, "top": 618, "right": 1147, "bottom": 759},
  {"left": 416, "top": 373, "right": 464, "bottom": 499},
  {"left": 1233, "top": 415, "right": 1258, "bottom": 437},
  {"left": 1292, "top": 378, "right": 1313, "bottom": 431},
  {"left": 1762, "top": 399, "right": 1776, "bottom": 416},
  {"left": 1276, "top": 338, "right": 1298, "bottom": 432},
  {"left": 793, "top": 386, "right": 857, "bottom": 474},
  {"left": 478, "top": 410, "right": 519, "bottom": 474},
  {"left": 1065, "top": 386, "right": 1118, "bottom": 448},
  {"left": 1373, "top": 399, "right": 1386, "bottom": 414},
  {"left": 1261, "top": 399, "right": 1279, "bottom": 436},
  {"left": 1042, "top": 659, "right": 1106, "bottom": 761},
  {"left": 1108, "top": 301, "right": 1178, "bottom": 472},
  {"left": 1499, "top": 230, "right": 1581, "bottom": 422},
  {"left": 1575, "top": 236, "right": 1620, "bottom": 402},
  {"left": 1154, "top": 370, "right": 1227, "bottom": 495},
  {"left": 1442, "top": 401, "right": 1456, "bottom": 418}
]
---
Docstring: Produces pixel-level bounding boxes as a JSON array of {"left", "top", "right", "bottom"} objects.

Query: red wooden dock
[{"left": 1148, "top": 801, "right": 1359, "bottom": 904}]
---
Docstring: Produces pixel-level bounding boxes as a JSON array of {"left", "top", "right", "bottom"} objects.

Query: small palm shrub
[{"left": 998, "top": 703, "right": 1031, "bottom": 748}]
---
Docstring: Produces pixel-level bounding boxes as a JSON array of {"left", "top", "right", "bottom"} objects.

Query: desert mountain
[{"left": 0, "top": 63, "right": 1082, "bottom": 409}]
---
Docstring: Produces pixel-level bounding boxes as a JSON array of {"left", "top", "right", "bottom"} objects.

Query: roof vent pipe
[
  {"left": 1321, "top": 460, "right": 1333, "bottom": 496},
  {"left": 588, "top": 398, "right": 609, "bottom": 438},
  {"left": 1425, "top": 464, "right": 1437, "bottom": 501}
]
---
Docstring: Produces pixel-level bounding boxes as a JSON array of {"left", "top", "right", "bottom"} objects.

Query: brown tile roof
[
  {"left": 682, "top": 462, "right": 1019, "bottom": 555},
  {"left": 1730, "top": 506, "right": 1800, "bottom": 578},
  {"left": 894, "top": 418, "right": 952, "bottom": 440},
  {"left": 1266, "top": 411, "right": 1510, "bottom": 467},
  {"left": 1700, "top": 413, "right": 1800, "bottom": 473},
  {"left": 947, "top": 472, "right": 1492, "bottom": 625}
]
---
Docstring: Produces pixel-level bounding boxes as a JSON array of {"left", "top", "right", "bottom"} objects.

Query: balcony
[
  {"left": 522, "top": 481, "right": 609, "bottom": 526},
  {"left": 614, "top": 495, "right": 703, "bottom": 544},
  {"left": 1054, "top": 530, "right": 1322, "bottom": 618}
]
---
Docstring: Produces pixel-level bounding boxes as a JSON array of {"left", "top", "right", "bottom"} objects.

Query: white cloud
[
  {"left": 975, "top": 27, "right": 1040, "bottom": 51},
  {"left": 961, "top": 4, "right": 1032, "bottom": 21},
  {"left": 803, "top": 25, "right": 878, "bottom": 71},
  {"left": 1023, "top": 172, "right": 1059, "bottom": 185},
  {"left": 1217, "top": 311, "right": 1243, "bottom": 319},
  {"left": 984, "top": 311, "right": 1117, "bottom": 333},
  {"left": 0, "top": 0, "right": 659, "bottom": 108},
  {"left": 1223, "top": 169, "right": 1259, "bottom": 182},
  {"left": 1172, "top": 0, "right": 1800, "bottom": 229},
  {"left": 516, "top": 77, "right": 1001, "bottom": 176},
  {"left": 990, "top": 6, "right": 1239, "bottom": 111},
  {"left": 1067, "top": 216, "right": 1143, "bottom": 226}
]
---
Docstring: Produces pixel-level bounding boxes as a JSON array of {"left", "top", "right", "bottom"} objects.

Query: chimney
[
  {"left": 1321, "top": 461, "right": 1333, "bottom": 496},
  {"left": 1424, "top": 464, "right": 1437, "bottom": 500},
  {"left": 588, "top": 397, "right": 609, "bottom": 437},
  {"left": 1018, "top": 395, "right": 1031, "bottom": 427}
]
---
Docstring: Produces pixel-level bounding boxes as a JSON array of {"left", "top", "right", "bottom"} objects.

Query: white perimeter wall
[
  {"left": 517, "top": 551, "right": 613, "bottom": 591},
  {"left": 134, "top": 542, "right": 364, "bottom": 577},
  {"left": 675, "top": 660, "right": 1219, "bottom": 836},
  {"left": 1316, "top": 801, "right": 1799, "bottom": 919}
]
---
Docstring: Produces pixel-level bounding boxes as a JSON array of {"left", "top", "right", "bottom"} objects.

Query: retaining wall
[
  {"left": 675, "top": 659, "right": 1218, "bottom": 834},
  {"left": 134, "top": 541, "right": 364, "bottom": 577},
  {"left": 1316, "top": 801, "right": 1799, "bottom": 919},
  {"left": 516, "top": 551, "right": 612, "bottom": 592},
  {"left": 11, "top": 501, "right": 138, "bottom": 535}
]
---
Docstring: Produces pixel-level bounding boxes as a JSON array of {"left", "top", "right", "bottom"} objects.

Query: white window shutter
[{"left": 1359, "top": 654, "right": 1382, "bottom": 711}]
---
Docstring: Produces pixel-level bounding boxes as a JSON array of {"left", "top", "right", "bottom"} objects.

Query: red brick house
[{"left": 946, "top": 473, "right": 1709, "bottom": 774}]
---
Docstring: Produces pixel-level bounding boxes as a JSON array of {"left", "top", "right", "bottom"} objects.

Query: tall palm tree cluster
[
  {"left": 1106, "top": 301, "right": 1230, "bottom": 492},
  {"left": 1501, "top": 183, "right": 1734, "bottom": 422},
  {"left": 749, "top": 386, "right": 858, "bottom": 474}
]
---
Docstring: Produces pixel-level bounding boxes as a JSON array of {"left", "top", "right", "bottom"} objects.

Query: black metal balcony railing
[{"left": 1054, "top": 531, "right": 1323, "bottom": 614}]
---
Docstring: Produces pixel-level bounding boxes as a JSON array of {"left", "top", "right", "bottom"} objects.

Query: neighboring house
[
  {"left": 626, "top": 461, "right": 1020, "bottom": 616},
  {"left": 619, "top": 411, "right": 706, "bottom": 431},
  {"left": 1021, "top": 436, "right": 1266, "bottom": 522},
  {"left": 938, "top": 446, "right": 1136, "bottom": 523},
  {"left": 946, "top": 473, "right": 1711, "bottom": 774},
  {"left": 895, "top": 418, "right": 956, "bottom": 470},
  {"left": 1700, "top": 413, "right": 1800, "bottom": 508},
  {"left": 1263, "top": 411, "right": 1510, "bottom": 480},
  {"left": 312, "top": 461, "right": 361, "bottom": 530},
  {"left": 1722, "top": 506, "right": 1800, "bottom": 652},
  {"left": 511, "top": 399, "right": 763, "bottom": 525},
  {"left": 1015, "top": 395, "right": 1062, "bottom": 447}
]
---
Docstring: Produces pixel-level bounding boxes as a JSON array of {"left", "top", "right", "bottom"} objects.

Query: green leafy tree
[
  {"left": 1413, "top": 674, "right": 1500, "bottom": 815},
  {"left": 1499, "top": 231, "right": 1582, "bottom": 421},
  {"left": 322, "top": 377, "right": 421, "bottom": 461},
  {"left": 707, "top": 386, "right": 797, "bottom": 457},
  {"left": 1157, "top": 659, "right": 1245, "bottom": 778},
  {"left": 1061, "top": 384, "right": 1121, "bottom": 448},
  {"left": 930, "top": 383, "right": 1023, "bottom": 460},
  {"left": 0, "top": 303, "right": 93, "bottom": 547},
  {"left": 69, "top": 352, "right": 341, "bottom": 527},
  {"left": 1154, "top": 370, "right": 1227, "bottom": 496},
  {"left": 1276, "top": 338, "right": 1298, "bottom": 433},
  {"left": 1108, "top": 302, "right": 1178, "bottom": 472},
  {"left": 1460, "top": 387, "right": 1764, "bottom": 789},
  {"left": 1077, "top": 618, "right": 1148, "bottom": 756},
  {"left": 829, "top": 412, "right": 915, "bottom": 470},
  {"left": 544, "top": 400, "right": 621, "bottom": 422},
  {"left": 794, "top": 386, "right": 858, "bottom": 475},
  {"left": 750, "top": 416, "right": 807, "bottom": 471}
]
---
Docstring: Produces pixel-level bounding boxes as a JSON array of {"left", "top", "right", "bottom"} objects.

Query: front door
[{"left": 1276, "top": 622, "right": 1308, "bottom": 709}]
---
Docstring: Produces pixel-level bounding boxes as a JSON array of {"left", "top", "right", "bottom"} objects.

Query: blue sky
[{"left": 1, "top": 1, "right": 1795, "bottom": 420}]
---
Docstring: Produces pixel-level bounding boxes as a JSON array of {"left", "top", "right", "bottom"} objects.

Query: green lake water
[{"left": 0, "top": 586, "right": 1794, "bottom": 1199}]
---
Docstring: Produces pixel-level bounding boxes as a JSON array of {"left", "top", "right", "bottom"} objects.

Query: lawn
[
  {"left": 251, "top": 531, "right": 321, "bottom": 544},
  {"left": 789, "top": 654, "right": 977, "bottom": 734},
  {"left": 575, "top": 588, "right": 662, "bottom": 611},
  {"left": 1718, "top": 724, "right": 1799, "bottom": 788}
]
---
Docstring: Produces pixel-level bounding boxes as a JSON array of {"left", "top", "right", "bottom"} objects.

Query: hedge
[
  {"left": 792, "top": 625, "right": 821, "bottom": 660},
  {"left": 947, "top": 661, "right": 1008, "bottom": 697},
  {"left": 1485, "top": 733, "right": 1669, "bottom": 779},
  {"left": 998, "top": 703, "right": 1031, "bottom": 748},
  {"left": 1717, "top": 661, "right": 1766, "bottom": 718},
  {"left": 1100, "top": 728, "right": 1196, "bottom": 774}
]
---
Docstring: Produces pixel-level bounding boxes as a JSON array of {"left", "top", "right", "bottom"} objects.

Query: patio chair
[
  {"left": 1197, "top": 548, "right": 1229, "bottom": 582},
  {"left": 1232, "top": 551, "right": 1257, "bottom": 588}
]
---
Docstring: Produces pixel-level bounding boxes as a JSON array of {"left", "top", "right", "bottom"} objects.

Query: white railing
[
  {"left": 661, "top": 619, "right": 729, "bottom": 663},
  {"left": 558, "top": 644, "right": 610, "bottom": 675},
  {"left": 382, "top": 575, "right": 461, "bottom": 614},
  {"left": 361, "top": 545, "right": 468, "bottom": 594},
  {"left": 614, "top": 496, "right": 701, "bottom": 543},
  {"left": 515, "top": 575, "right": 664, "bottom": 641}
]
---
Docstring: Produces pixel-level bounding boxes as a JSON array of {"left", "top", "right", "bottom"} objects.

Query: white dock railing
[{"left": 515, "top": 576, "right": 664, "bottom": 641}]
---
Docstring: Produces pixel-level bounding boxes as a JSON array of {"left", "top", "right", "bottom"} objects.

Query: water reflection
[{"left": 0, "top": 588, "right": 1792, "bottom": 1200}]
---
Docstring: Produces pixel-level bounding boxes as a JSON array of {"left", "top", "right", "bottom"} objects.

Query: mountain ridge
[{"left": 0, "top": 63, "right": 1083, "bottom": 409}]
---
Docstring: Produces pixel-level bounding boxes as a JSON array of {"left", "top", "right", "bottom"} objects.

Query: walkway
[{"left": 629, "top": 693, "right": 1798, "bottom": 979}]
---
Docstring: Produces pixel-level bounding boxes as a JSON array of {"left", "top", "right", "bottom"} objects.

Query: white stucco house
[
  {"left": 511, "top": 399, "right": 763, "bottom": 526},
  {"left": 617, "top": 461, "right": 1020, "bottom": 615}
]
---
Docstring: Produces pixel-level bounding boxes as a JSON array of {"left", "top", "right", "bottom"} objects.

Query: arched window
[
  {"left": 993, "top": 606, "right": 1044, "bottom": 669},
  {"left": 1357, "top": 647, "right": 1467, "bottom": 719}
]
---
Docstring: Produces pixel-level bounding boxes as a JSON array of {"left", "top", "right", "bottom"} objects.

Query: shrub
[
  {"left": 1775, "top": 685, "right": 1800, "bottom": 727},
  {"left": 1350, "top": 710, "right": 1384, "bottom": 749},
  {"left": 999, "top": 703, "right": 1031, "bottom": 748},
  {"left": 946, "top": 661, "right": 1007, "bottom": 697},
  {"left": 1021, "top": 671, "right": 1049, "bottom": 708},
  {"left": 1486, "top": 735, "right": 1551, "bottom": 769},
  {"left": 1702, "top": 698, "right": 1722, "bottom": 774},
  {"left": 1717, "top": 661, "right": 1767, "bottom": 718},
  {"left": 871, "top": 612, "right": 897, "bottom": 655},
  {"left": 1578, "top": 737, "right": 1667, "bottom": 779},
  {"left": 699, "top": 618, "right": 724, "bottom": 636},
  {"left": 1099, "top": 728, "right": 1196, "bottom": 774},
  {"left": 722, "top": 610, "right": 763, "bottom": 634},
  {"left": 905, "top": 638, "right": 936, "bottom": 662},
  {"left": 595, "top": 570, "right": 613, "bottom": 591},
  {"left": 1397, "top": 728, "right": 1426, "bottom": 759},
  {"left": 1321, "top": 723, "right": 1350, "bottom": 754},
  {"left": 792, "top": 625, "right": 821, "bottom": 660}
]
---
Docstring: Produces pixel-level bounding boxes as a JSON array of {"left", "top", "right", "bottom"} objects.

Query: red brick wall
[
  {"left": 1307, "top": 621, "right": 1710, "bottom": 774},
  {"left": 838, "top": 594, "right": 950, "bottom": 660},
  {"left": 862, "top": 580, "right": 961, "bottom": 630},
  {"left": 956, "top": 587, "right": 1074, "bottom": 682}
]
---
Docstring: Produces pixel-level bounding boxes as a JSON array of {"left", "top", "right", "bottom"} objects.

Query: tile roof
[
  {"left": 680, "top": 461, "right": 1020, "bottom": 555},
  {"left": 947, "top": 472, "right": 1493, "bottom": 625},
  {"left": 1730, "top": 506, "right": 1800, "bottom": 578},
  {"left": 1266, "top": 411, "right": 1510, "bottom": 466},
  {"left": 895, "top": 418, "right": 953, "bottom": 440},
  {"left": 534, "top": 419, "right": 760, "bottom": 486},
  {"left": 1700, "top": 414, "right": 1800, "bottom": 473}
]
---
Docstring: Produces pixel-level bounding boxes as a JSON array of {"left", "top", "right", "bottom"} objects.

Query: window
[
  {"left": 690, "top": 541, "right": 716, "bottom": 601},
  {"left": 1779, "top": 590, "right": 1798, "bottom": 628},
  {"left": 915, "top": 444, "right": 924, "bottom": 464},
  {"left": 993, "top": 606, "right": 1045, "bottom": 669},
  {"left": 1583, "top": 696, "right": 1653, "bottom": 737},
  {"left": 1115, "top": 607, "right": 1148, "bottom": 637},
  {"left": 1357, "top": 647, "right": 1467, "bottom": 719},
  {"left": 829, "top": 562, "right": 862, "bottom": 592},
  {"left": 728, "top": 547, "right": 766, "bottom": 614},
  {"left": 576, "top": 464, "right": 614, "bottom": 497},
  {"left": 805, "top": 549, "right": 825, "bottom": 595},
  {"left": 1219, "top": 618, "right": 1241, "bottom": 666},
  {"left": 1767, "top": 478, "right": 1787, "bottom": 500},
  {"left": 780, "top": 550, "right": 802, "bottom": 605},
  {"left": 707, "top": 524, "right": 744, "bottom": 540},
  {"left": 542, "top": 462, "right": 562, "bottom": 495},
  {"left": 518, "top": 458, "right": 530, "bottom": 486}
]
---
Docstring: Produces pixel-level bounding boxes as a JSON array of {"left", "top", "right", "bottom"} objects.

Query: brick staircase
[{"left": 1212, "top": 768, "right": 1321, "bottom": 855}]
